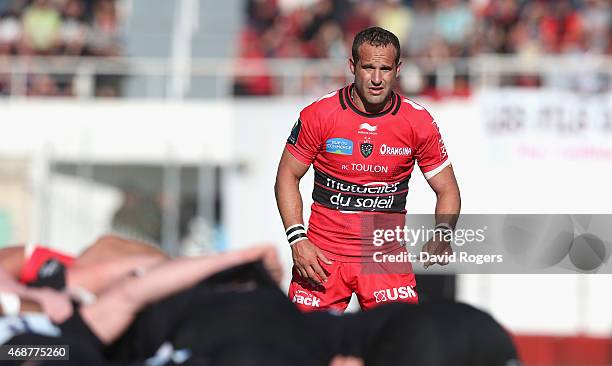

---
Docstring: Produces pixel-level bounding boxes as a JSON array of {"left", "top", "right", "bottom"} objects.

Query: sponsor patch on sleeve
[
  {"left": 325, "top": 138, "right": 354, "bottom": 155},
  {"left": 287, "top": 119, "right": 302, "bottom": 145}
]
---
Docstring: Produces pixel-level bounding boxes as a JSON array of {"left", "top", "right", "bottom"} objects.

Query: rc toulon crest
[{"left": 360, "top": 139, "right": 373, "bottom": 158}]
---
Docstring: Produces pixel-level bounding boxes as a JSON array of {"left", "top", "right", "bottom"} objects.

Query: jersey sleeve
[
  {"left": 285, "top": 108, "right": 322, "bottom": 165},
  {"left": 414, "top": 113, "right": 450, "bottom": 180}
]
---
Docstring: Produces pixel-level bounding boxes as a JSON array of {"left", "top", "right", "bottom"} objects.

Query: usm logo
[{"left": 374, "top": 286, "right": 417, "bottom": 303}]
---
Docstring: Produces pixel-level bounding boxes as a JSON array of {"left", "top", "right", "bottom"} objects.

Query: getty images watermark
[
  {"left": 362, "top": 215, "right": 612, "bottom": 274},
  {"left": 370, "top": 225, "right": 501, "bottom": 265}
]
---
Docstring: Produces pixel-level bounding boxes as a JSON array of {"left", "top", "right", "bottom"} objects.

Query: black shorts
[{"left": 59, "top": 306, "right": 104, "bottom": 351}]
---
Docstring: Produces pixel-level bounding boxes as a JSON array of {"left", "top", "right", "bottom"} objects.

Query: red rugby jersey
[{"left": 285, "top": 84, "right": 450, "bottom": 261}]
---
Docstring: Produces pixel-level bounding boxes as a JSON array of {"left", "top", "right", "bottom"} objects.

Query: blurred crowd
[
  {"left": 0, "top": 0, "right": 121, "bottom": 97},
  {"left": 235, "top": 0, "right": 612, "bottom": 97},
  {"left": 1, "top": 0, "right": 609, "bottom": 99}
]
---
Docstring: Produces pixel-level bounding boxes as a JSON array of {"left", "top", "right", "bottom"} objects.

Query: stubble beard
[{"left": 355, "top": 85, "right": 392, "bottom": 110}]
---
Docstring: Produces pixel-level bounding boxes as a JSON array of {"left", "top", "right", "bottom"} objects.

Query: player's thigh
[{"left": 288, "top": 261, "right": 352, "bottom": 313}]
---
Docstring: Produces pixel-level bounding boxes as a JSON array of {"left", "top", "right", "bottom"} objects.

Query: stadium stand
[
  {"left": 235, "top": 0, "right": 611, "bottom": 96},
  {"left": 0, "top": 0, "right": 122, "bottom": 96}
]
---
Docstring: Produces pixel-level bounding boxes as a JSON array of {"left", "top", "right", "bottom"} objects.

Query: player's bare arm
[
  {"left": 275, "top": 148, "right": 332, "bottom": 285},
  {"left": 422, "top": 165, "right": 461, "bottom": 268}
]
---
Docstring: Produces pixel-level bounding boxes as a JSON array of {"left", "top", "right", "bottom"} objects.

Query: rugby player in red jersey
[{"left": 275, "top": 27, "right": 460, "bottom": 312}]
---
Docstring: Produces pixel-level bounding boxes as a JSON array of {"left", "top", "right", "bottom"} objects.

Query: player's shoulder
[
  {"left": 394, "top": 94, "right": 435, "bottom": 124},
  {"left": 300, "top": 88, "right": 344, "bottom": 120}
]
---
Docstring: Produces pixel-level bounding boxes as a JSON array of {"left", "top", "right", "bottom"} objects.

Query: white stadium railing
[{"left": 0, "top": 55, "right": 610, "bottom": 98}]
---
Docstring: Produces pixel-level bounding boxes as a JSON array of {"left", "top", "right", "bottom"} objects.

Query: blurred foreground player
[
  {"left": 1, "top": 245, "right": 363, "bottom": 366},
  {"left": 106, "top": 260, "right": 517, "bottom": 366},
  {"left": 356, "top": 302, "right": 519, "bottom": 366},
  {"left": 1, "top": 246, "right": 517, "bottom": 366},
  {"left": 105, "top": 260, "right": 338, "bottom": 366},
  {"left": 0, "top": 235, "right": 168, "bottom": 300},
  {"left": 275, "top": 26, "right": 461, "bottom": 312},
  {"left": 0, "top": 245, "right": 283, "bottom": 365}
]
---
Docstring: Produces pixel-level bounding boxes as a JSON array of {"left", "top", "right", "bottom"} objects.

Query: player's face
[{"left": 349, "top": 43, "right": 401, "bottom": 110}]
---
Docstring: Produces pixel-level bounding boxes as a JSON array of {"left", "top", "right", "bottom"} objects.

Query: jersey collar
[{"left": 339, "top": 84, "right": 400, "bottom": 118}]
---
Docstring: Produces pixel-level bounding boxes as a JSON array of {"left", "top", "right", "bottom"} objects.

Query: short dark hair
[{"left": 351, "top": 27, "right": 401, "bottom": 65}]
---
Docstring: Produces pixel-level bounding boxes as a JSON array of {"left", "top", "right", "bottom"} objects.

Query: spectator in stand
[
  {"left": 0, "top": 10, "right": 21, "bottom": 55},
  {"left": 482, "top": 0, "right": 520, "bottom": 35},
  {"left": 274, "top": 5, "right": 311, "bottom": 57},
  {"left": 0, "top": 7, "right": 12, "bottom": 94},
  {"left": 309, "top": 20, "right": 344, "bottom": 58},
  {"left": 27, "top": 74, "right": 60, "bottom": 97},
  {"left": 60, "top": 0, "right": 90, "bottom": 56},
  {"left": 0, "top": 0, "right": 25, "bottom": 17},
  {"left": 405, "top": 0, "right": 436, "bottom": 57},
  {"left": 406, "top": 0, "right": 436, "bottom": 56},
  {"left": 233, "top": 28, "right": 277, "bottom": 96},
  {"left": 374, "top": 0, "right": 412, "bottom": 47},
  {"left": 514, "top": 1, "right": 546, "bottom": 55},
  {"left": 341, "top": 1, "right": 373, "bottom": 42},
  {"left": 19, "top": 0, "right": 63, "bottom": 55},
  {"left": 0, "top": 0, "right": 12, "bottom": 15},
  {"left": 539, "top": 0, "right": 583, "bottom": 54},
  {"left": 478, "top": 0, "right": 520, "bottom": 54},
  {"left": 88, "top": 0, "right": 122, "bottom": 96},
  {"left": 0, "top": 75, "right": 8, "bottom": 95},
  {"left": 434, "top": 0, "right": 473, "bottom": 55},
  {"left": 87, "top": 0, "right": 120, "bottom": 56},
  {"left": 247, "top": 0, "right": 279, "bottom": 34},
  {"left": 301, "top": 0, "right": 334, "bottom": 43},
  {"left": 580, "top": 0, "right": 610, "bottom": 54}
]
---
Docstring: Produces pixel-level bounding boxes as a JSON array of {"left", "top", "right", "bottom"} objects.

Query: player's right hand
[{"left": 291, "top": 239, "right": 332, "bottom": 285}]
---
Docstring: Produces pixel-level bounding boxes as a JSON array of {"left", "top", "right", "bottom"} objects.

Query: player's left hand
[{"left": 421, "top": 239, "right": 453, "bottom": 269}]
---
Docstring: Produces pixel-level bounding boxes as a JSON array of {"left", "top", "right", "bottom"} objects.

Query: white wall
[
  {"left": 0, "top": 100, "right": 234, "bottom": 164},
  {"left": 1, "top": 100, "right": 234, "bottom": 252}
]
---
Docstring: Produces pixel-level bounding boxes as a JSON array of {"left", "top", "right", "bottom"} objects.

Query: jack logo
[
  {"left": 373, "top": 286, "right": 417, "bottom": 303},
  {"left": 293, "top": 290, "right": 321, "bottom": 307}
]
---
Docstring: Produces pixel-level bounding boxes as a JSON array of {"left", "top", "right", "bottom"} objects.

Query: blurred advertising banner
[
  {"left": 0, "top": 102, "right": 233, "bottom": 164},
  {"left": 0, "top": 158, "right": 31, "bottom": 246},
  {"left": 477, "top": 89, "right": 612, "bottom": 162}
]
